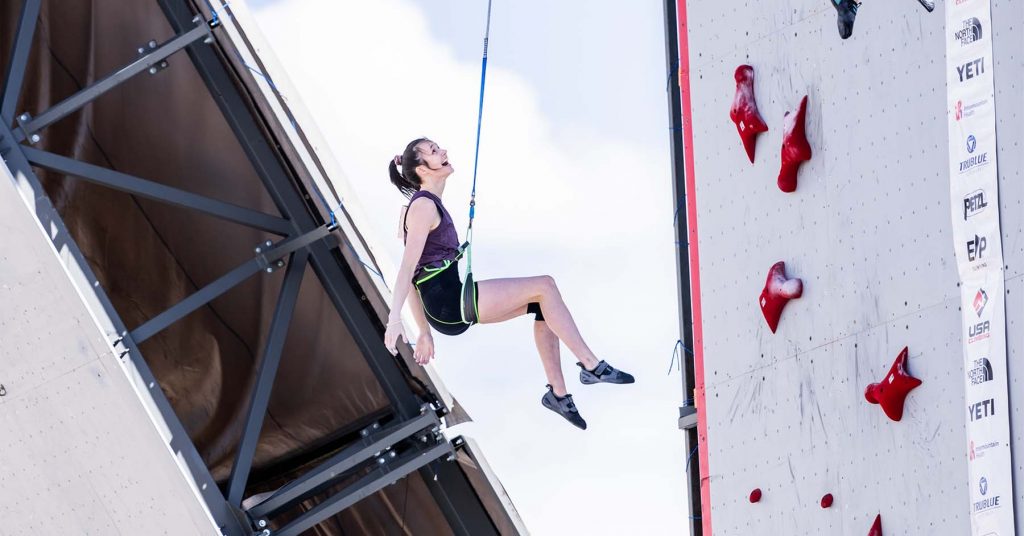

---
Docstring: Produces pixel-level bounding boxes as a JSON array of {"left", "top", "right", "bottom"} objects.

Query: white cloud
[{"left": 252, "top": 1, "right": 689, "bottom": 533}]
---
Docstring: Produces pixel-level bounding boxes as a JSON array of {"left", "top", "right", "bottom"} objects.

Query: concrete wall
[{"left": 683, "top": 0, "right": 1023, "bottom": 533}]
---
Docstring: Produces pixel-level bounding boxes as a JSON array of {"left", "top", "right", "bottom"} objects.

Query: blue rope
[
  {"left": 465, "top": 0, "right": 493, "bottom": 274},
  {"left": 668, "top": 339, "right": 694, "bottom": 375}
]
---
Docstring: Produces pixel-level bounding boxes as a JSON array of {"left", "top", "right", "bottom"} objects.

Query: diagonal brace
[
  {"left": 23, "top": 146, "right": 291, "bottom": 235},
  {"left": 274, "top": 441, "right": 454, "bottom": 536},
  {"left": 13, "top": 17, "right": 212, "bottom": 142},
  {"left": 129, "top": 223, "right": 334, "bottom": 344},
  {"left": 226, "top": 249, "right": 308, "bottom": 506},
  {"left": 1, "top": 0, "right": 42, "bottom": 123},
  {"left": 246, "top": 409, "right": 439, "bottom": 518}
]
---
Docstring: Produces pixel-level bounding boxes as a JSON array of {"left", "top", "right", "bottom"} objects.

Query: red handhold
[
  {"left": 778, "top": 95, "right": 811, "bottom": 192},
  {"left": 758, "top": 261, "right": 803, "bottom": 333},
  {"left": 865, "top": 347, "right": 922, "bottom": 421},
  {"left": 867, "top": 514, "right": 882, "bottom": 536},
  {"left": 820, "top": 493, "right": 834, "bottom": 508},
  {"left": 749, "top": 488, "right": 762, "bottom": 503},
  {"left": 729, "top": 65, "right": 769, "bottom": 163}
]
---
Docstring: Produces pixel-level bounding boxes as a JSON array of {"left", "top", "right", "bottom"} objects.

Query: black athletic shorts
[{"left": 416, "top": 260, "right": 477, "bottom": 336}]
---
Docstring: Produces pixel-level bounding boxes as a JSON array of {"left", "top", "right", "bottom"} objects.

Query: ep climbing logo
[
  {"left": 954, "top": 18, "right": 983, "bottom": 46},
  {"left": 967, "top": 234, "right": 987, "bottom": 262},
  {"left": 963, "top": 189, "right": 988, "bottom": 220},
  {"left": 959, "top": 134, "right": 989, "bottom": 173},
  {"left": 968, "top": 357, "right": 993, "bottom": 385}
]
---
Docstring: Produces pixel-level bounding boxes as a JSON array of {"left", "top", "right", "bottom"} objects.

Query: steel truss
[{"left": 0, "top": 1, "right": 498, "bottom": 534}]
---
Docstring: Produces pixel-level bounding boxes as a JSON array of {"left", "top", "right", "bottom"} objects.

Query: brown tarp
[{"left": 0, "top": 0, "right": 488, "bottom": 532}]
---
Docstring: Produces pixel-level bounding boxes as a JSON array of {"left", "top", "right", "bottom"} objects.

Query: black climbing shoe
[
  {"left": 578, "top": 360, "right": 635, "bottom": 385},
  {"left": 917, "top": 0, "right": 935, "bottom": 13},
  {"left": 831, "top": 0, "right": 859, "bottom": 40},
  {"left": 541, "top": 385, "right": 587, "bottom": 430}
]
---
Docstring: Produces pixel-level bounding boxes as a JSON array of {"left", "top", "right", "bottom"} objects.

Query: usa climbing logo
[
  {"left": 968, "top": 357, "right": 993, "bottom": 385},
  {"left": 973, "top": 288, "right": 988, "bottom": 316},
  {"left": 954, "top": 18, "right": 982, "bottom": 46},
  {"left": 969, "top": 320, "right": 990, "bottom": 343}
]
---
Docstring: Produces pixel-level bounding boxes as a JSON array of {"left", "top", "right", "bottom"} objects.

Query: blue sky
[{"left": 246, "top": 1, "right": 688, "bottom": 533}]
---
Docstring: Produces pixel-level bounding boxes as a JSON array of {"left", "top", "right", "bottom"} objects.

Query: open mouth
[{"left": 442, "top": 160, "right": 450, "bottom": 167}]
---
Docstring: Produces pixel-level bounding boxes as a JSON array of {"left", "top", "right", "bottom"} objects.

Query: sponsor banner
[{"left": 946, "top": 2, "right": 1015, "bottom": 535}]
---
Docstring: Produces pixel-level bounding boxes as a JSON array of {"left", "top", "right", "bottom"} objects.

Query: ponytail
[{"left": 388, "top": 137, "right": 429, "bottom": 198}]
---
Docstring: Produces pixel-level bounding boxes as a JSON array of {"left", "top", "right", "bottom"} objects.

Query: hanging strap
[{"left": 465, "top": 0, "right": 493, "bottom": 276}]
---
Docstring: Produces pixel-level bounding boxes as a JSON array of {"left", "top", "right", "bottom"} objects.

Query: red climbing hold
[
  {"left": 729, "top": 65, "right": 769, "bottom": 163},
  {"left": 778, "top": 95, "right": 811, "bottom": 193},
  {"left": 820, "top": 493, "right": 834, "bottom": 508},
  {"left": 867, "top": 514, "right": 882, "bottom": 536},
  {"left": 749, "top": 488, "right": 762, "bottom": 503},
  {"left": 758, "top": 261, "right": 803, "bottom": 333},
  {"left": 865, "top": 347, "right": 922, "bottom": 422}
]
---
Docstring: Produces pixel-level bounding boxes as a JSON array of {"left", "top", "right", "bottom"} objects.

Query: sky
[{"left": 246, "top": 1, "right": 689, "bottom": 533}]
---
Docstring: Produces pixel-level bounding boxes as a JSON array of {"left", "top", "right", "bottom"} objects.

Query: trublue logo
[
  {"left": 967, "top": 135, "right": 977, "bottom": 153},
  {"left": 980, "top": 476, "right": 988, "bottom": 496}
]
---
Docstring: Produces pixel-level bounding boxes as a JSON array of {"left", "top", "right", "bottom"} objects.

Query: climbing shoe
[
  {"left": 831, "top": 0, "right": 859, "bottom": 40},
  {"left": 578, "top": 360, "right": 635, "bottom": 385},
  {"left": 541, "top": 385, "right": 587, "bottom": 430}
]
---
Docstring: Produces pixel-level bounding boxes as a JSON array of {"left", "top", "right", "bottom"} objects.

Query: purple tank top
[{"left": 403, "top": 190, "right": 460, "bottom": 273}]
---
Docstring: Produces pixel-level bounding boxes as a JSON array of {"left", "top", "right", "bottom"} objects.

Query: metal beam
[
  {"left": 0, "top": 117, "right": 248, "bottom": 536},
  {"left": 227, "top": 250, "right": 308, "bottom": 506},
  {"left": 419, "top": 460, "right": 500, "bottom": 536},
  {"left": 129, "top": 223, "right": 333, "bottom": 344},
  {"left": 247, "top": 410, "right": 439, "bottom": 518},
  {"left": 155, "top": 0, "right": 423, "bottom": 421},
  {"left": 1, "top": 0, "right": 41, "bottom": 123},
  {"left": 13, "top": 18, "right": 211, "bottom": 142},
  {"left": 274, "top": 441, "right": 454, "bottom": 536},
  {"left": 23, "top": 146, "right": 291, "bottom": 235}
]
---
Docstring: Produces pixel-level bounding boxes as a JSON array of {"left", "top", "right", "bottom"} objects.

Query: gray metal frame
[
  {"left": 662, "top": 1, "right": 701, "bottom": 534},
  {"left": 0, "top": 1, "right": 500, "bottom": 535}
]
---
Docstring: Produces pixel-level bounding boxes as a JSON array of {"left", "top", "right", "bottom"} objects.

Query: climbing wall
[
  {"left": 679, "top": 0, "right": 1023, "bottom": 533},
  {"left": 0, "top": 159, "right": 219, "bottom": 532}
]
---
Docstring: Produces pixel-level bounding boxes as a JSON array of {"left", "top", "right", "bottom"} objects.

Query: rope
[
  {"left": 668, "top": 339, "right": 694, "bottom": 375},
  {"left": 465, "top": 0, "right": 493, "bottom": 275}
]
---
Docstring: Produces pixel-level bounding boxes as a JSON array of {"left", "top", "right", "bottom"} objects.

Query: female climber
[{"left": 382, "top": 138, "right": 634, "bottom": 430}]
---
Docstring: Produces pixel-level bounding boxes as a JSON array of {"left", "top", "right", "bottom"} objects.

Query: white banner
[{"left": 945, "top": 1, "right": 1015, "bottom": 535}]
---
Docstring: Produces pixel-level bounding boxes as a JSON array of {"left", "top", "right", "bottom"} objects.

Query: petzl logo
[
  {"left": 957, "top": 57, "right": 985, "bottom": 82},
  {"left": 969, "top": 320, "right": 990, "bottom": 343},
  {"left": 968, "top": 358, "right": 993, "bottom": 385},
  {"left": 968, "top": 399, "right": 995, "bottom": 422},
  {"left": 967, "top": 234, "right": 987, "bottom": 262},
  {"left": 959, "top": 135, "right": 988, "bottom": 172},
  {"left": 973, "top": 288, "right": 988, "bottom": 316},
  {"left": 954, "top": 18, "right": 982, "bottom": 46},
  {"left": 963, "top": 190, "right": 987, "bottom": 220}
]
